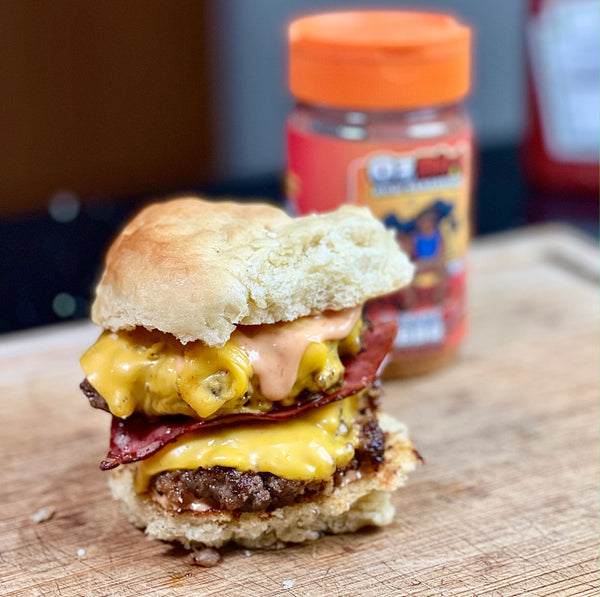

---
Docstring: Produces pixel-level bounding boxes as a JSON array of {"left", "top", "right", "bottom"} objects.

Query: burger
[{"left": 79, "top": 197, "right": 419, "bottom": 550}]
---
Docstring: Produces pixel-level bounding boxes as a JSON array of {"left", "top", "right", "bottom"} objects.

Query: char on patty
[{"left": 148, "top": 410, "right": 386, "bottom": 513}]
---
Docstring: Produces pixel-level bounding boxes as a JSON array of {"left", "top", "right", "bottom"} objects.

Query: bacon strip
[{"left": 100, "top": 320, "right": 396, "bottom": 470}]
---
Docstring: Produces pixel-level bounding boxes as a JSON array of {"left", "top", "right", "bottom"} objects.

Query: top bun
[{"left": 91, "top": 197, "right": 413, "bottom": 346}]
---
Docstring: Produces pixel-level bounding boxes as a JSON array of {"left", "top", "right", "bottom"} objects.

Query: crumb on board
[
  {"left": 77, "top": 548, "right": 86, "bottom": 557},
  {"left": 283, "top": 580, "right": 295, "bottom": 589},
  {"left": 244, "top": 550, "right": 252, "bottom": 557},
  {"left": 29, "top": 506, "right": 56, "bottom": 524},
  {"left": 187, "top": 548, "right": 221, "bottom": 567}
]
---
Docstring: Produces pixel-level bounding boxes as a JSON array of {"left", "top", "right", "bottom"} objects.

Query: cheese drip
[
  {"left": 80, "top": 310, "right": 363, "bottom": 420},
  {"left": 135, "top": 393, "right": 362, "bottom": 493}
]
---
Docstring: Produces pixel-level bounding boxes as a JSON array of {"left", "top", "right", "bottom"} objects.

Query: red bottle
[{"left": 523, "top": 0, "right": 599, "bottom": 196}]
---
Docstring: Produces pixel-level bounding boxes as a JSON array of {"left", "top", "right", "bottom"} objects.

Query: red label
[{"left": 286, "top": 124, "right": 472, "bottom": 360}]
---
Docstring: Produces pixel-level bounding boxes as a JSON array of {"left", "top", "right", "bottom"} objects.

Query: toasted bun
[
  {"left": 108, "top": 414, "right": 419, "bottom": 550},
  {"left": 91, "top": 197, "right": 413, "bottom": 346}
]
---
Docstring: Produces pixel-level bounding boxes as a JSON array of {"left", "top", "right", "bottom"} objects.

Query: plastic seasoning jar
[{"left": 286, "top": 11, "right": 473, "bottom": 378}]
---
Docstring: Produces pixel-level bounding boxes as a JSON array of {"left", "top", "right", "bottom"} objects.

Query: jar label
[{"left": 287, "top": 126, "right": 472, "bottom": 363}]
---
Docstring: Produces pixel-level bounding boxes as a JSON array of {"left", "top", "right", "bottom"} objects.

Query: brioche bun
[{"left": 91, "top": 197, "right": 413, "bottom": 346}]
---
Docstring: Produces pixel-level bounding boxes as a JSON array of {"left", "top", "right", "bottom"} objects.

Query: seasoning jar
[{"left": 286, "top": 11, "right": 473, "bottom": 378}]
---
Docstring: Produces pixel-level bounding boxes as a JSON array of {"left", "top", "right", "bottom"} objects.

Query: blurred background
[{"left": 1, "top": 0, "right": 598, "bottom": 335}]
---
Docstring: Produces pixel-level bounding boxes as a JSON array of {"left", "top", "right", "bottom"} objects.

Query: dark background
[{"left": 0, "top": 1, "right": 597, "bottom": 335}]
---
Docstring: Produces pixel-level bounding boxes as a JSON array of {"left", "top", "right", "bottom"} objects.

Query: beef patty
[{"left": 148, "top": 410, "right": 386, "bottom": 514}]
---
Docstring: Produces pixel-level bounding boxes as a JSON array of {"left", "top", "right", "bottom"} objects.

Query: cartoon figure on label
[{"left": 384, "top": 200, "right": 454, "bottom": 306}]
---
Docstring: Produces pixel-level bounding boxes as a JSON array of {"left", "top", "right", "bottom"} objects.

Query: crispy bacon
[{"left": 99, "top": 320, "right": 396, "bottom": 470}]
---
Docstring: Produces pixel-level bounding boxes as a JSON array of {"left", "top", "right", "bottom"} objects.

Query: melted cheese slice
[
  {"left": 80, "top": 308, "right": 362, "bottom": 420},
  {"left": 135, "top": 393, "right": 361, "bottom": 492}
]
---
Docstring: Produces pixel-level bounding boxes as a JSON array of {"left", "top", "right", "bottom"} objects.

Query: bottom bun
[{"left": 108, "top": 413, "right": 420, "bottom": 550}]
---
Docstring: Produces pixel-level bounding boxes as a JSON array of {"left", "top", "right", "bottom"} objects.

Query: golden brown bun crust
[
  {"left": 108, "top": 414, "right": 419, "bottom": 550},
  {"left": 91, "top": 197, "right": 413, "bottom": 346}
]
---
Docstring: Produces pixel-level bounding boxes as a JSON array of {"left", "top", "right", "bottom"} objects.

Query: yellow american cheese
[
  {"left": 80, "top": 316, "right": 363, "bottom": 420},
  {"left": 134, "top": 393, "right": 361, "bottom": 492},
  {"left": 81, "top": 329, "right": 255, "bottom": 419}
]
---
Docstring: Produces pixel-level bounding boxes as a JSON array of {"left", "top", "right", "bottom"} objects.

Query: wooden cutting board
[{"left": 1, "top": 224, "right": 598, "bottom": 597}]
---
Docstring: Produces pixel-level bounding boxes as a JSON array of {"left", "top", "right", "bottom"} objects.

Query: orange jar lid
[{"left": 289, "top": 11, "right": 471, "bottom": 110}]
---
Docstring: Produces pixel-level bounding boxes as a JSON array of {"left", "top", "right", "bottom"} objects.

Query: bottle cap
[{"left": 289, "top": 11, "right": 471, "bottom": 110}]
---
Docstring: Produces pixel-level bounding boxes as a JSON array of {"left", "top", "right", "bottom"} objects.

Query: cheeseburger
[{"left": 79, "top": 197, "right": 419, "bottom": 550}]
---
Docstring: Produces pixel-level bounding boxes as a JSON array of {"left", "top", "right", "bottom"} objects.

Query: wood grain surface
[{"left": 1, "top": 225, "right": 598, "bottom": 597}]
